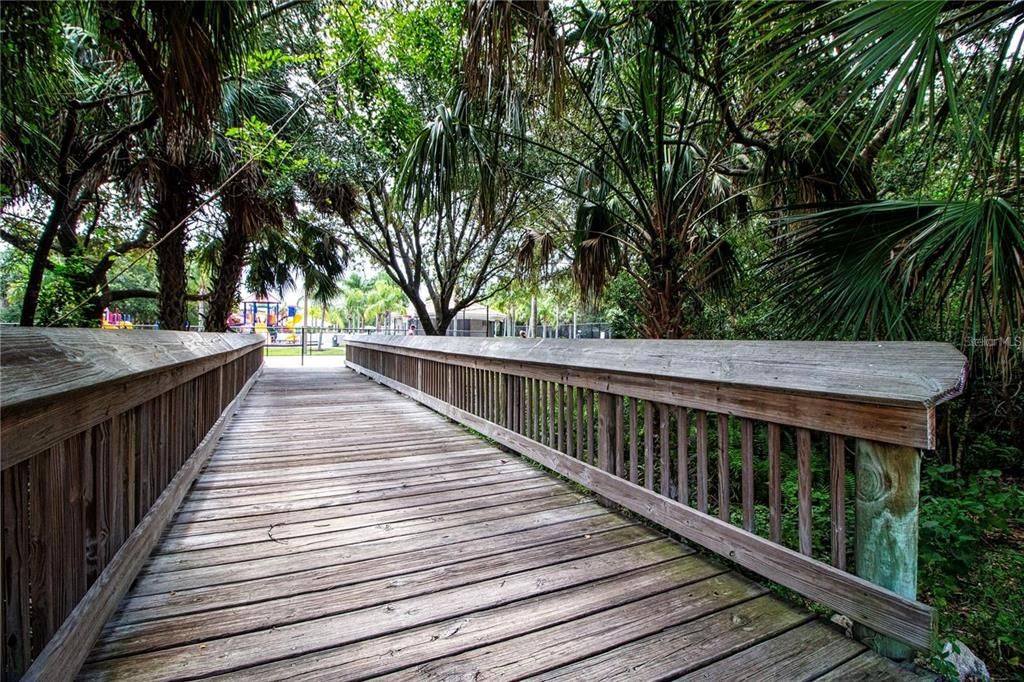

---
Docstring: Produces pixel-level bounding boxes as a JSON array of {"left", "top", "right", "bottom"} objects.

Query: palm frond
[{"left": 765, "top": 199, "right": 1024, "bottom": 370}]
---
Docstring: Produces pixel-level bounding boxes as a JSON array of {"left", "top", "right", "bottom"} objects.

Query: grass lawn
[{"left": 264, "top": 346, "right": 346, "bottom": 356}]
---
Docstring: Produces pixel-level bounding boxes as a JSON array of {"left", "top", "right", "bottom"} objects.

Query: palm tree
[
  {"left": 364, "top": 274, "right": 408, "bottom": 332},
  {"left": 244, "top": 213, "right": 349, "bottom": 324},
  {"left": 448, "top": 3, "right": 747, "bottom": 338},
  {"left": 203, "top": 73, "right": 302, "bottom": 332},
  {"left": 739, "top": 1, "right": 1024, "bottom": 372},
  {"left": 100, "top": 0, "right": 263, "bottom": 329},
  {"left": 338, "top": 273, "right": 371, "bottom": 330}
]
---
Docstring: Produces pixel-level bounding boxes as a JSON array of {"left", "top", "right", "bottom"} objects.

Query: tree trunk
[
  {"left": 152, "top": 164, "right": 193, "bottom": 330},
  {"left": 639, "top": 273, "right": 689, "bottom": 339},
  {"left": 19, "top": 196, "right": 69, "bottom": 326},
  {"left": 528, "top": 296, "right": 537, "bottom": 337},
  {"left": 206, "top": 215, "right": 248, "bottom": 333}
]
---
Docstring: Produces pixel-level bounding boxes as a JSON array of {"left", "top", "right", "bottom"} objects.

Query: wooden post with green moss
[{"left": 854, "top": 438, "right": 922, "bottom": 661}]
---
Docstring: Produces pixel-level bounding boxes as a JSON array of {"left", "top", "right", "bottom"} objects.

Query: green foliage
[
  {"left": 601, "top": 271, "right": 645, "bottom": 339},
  {"left": 919, "top": 466, "right": 1024, "bottom": 676},
  {"left": 225, "top": 116, "right": 308, "bottom": 173},
  {"left": 920, "top": 467, "right": 1024, "bottom": 594},
  {"left": 36, "top": 256, "right": 100, "bottom": 328}
]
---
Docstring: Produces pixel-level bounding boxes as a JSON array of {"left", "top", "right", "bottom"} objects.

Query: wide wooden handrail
[
  {"left": 346, "top": 335, "right": 968, "bottom": 659},
  {"left": 1, "top": 328, "right": 264, "bottom": 680},
  {"left": 2, "top": 328, "right": 264, "bottom": 469},
  {"left": 344, "top": 336, "right": 967, "bottom": 448}
]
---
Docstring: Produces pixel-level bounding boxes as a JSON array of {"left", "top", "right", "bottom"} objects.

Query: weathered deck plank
[{"left": 80, "top": 367, "right": 927, "bottom": 680}]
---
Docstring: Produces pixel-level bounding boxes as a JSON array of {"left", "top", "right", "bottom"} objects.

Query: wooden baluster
[
  {"left": 478, "top": 368, "right": 484, "bottom": 418},
  {"left": 629, "top": 399, "right": 639, "bottom": 484},
  {"left": 718, "top": 414, "right": 730, "bottom": 522},
  {"left": 520, "top": 376, "right": 528, "bottom": 434},
  {"left": 527, "top": 378, "right": 535, "bottom": 441},
  {"left": 659, "top": 404, "right": 670, "bottom": 497},
  {"left": 473, "top": 367, "right": 479, "bottom": 415},
  {"left": 597, "top": 392, "right": 615, "bottom": 472},
  {"left": 565, "top": 386, "right": 574, "bottom": 456},
  {"left": 523, "top": 378, "right": 531, "bottom": 436},
  {"left": 508, "top": 374, "right": 516, "bottom": 430},
  {"left": 493, "top": 371, "right": 500, "bottom": 423},
  {"left": 519, "top": 376, "right": 527, "bottom": 435},
  {"left": 741, "top": 418, "right": 755, "bottom": 532},
  {"left": 28, "top": 449, "right": 54, "bottom": 656},
  {"left": 540, "top": 380, "right": 548, "bottom": 446},
  {"left": 797, "top": 428, "right": 813, "bottom": 556},
  {"left": 586, "top": 390, "right": 596, "bottom": 465},
  {"left": 830, "top": 434, "right": 847, "bottom": 570},
  {"left": 557, "top": 384, "right": 566, "bottom": 453},
  {"left": 477, "top": 368, "right": 483, "bottom": 416},
  {"left": 543, "top": 381, "right": 551, "bottom": 445},
  {"left": 481, "top": 368, "right": 489, "bottom": 417},
  {"left": 535, "top": 379, "right": 543, "bottom": 442},
  {"left": 454, "top": 366, "right": 461, "bottom": 409},
  {"left": 768, "top": 423, "right": 782, "bottom": 543},
  {"left": 3, "top": 462, "right": 31, "bottom": 676},
  {"left": 548, "top": 381, "right": 557, "bottom": 448},
  {"left": 445, "top": 364, "right": 452, "bottom": 405},
  {"left": 614, "top": 395, "right": 625, "bottom": 478},
  {"left": 854, "top": 439, "right": 921, "bottom": 661},
  {"left": 575, "top": 388, "right": 584, "bottom": 461},
  {"left": 696, "top": 410, "right": 709, "bottom": 513},
  {"left": 644, "top": 401, "right": 654, "bottom": 490},
  {"left": 677, "top": 407, "right": 689, "bottom": 505}
]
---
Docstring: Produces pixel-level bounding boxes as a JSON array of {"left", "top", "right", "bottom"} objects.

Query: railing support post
[{"left": 854, "top": 439, "right": 921, "bottom": 660}]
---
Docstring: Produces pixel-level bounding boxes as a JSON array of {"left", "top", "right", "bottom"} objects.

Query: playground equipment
[
  {"left": 276, "top": 310, "right": 304, "bottom": 342},
  {"left": 101, "top": 308, "right": 135, "bottom": 330},
  {"left": 239, "top": 295, "right": 281, "bottom": 331}
]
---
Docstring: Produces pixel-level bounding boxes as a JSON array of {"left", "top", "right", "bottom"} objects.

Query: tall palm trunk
[
  {"left": 639, "top": 267, "right": 690, "bottom": 339},
  {"left": 206, "top": 214, "right": 248, "bottom": 332},
  {"left": 153, "top": 163, "right": 193, "bottom": 330}
]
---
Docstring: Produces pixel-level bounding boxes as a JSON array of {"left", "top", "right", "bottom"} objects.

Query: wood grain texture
[
  {"left": 697, "top": 410, "right": 709, "bottom": 513},
  {"left": 831, "top": 434, "right": 848, "bottom": 570},
  {"left": 18, "top": 362, "right": 262, "bottom": 682},
  {"left": 798, "top": 428, "right": 813, "bottom": 557},
  {"left": 350, "top": 359, "right": 935, "bottom": 652},
  {"left": 854, "top": 439, "right": 922, "bottom": 661},
  {"left": 63, "top": 363, "right": 924, "bottom": 681},
  {"left": 768, "top": 423, "right": 782, "bottom": 543},
  {"left": 345, "top": 336, "right": 968, "bottom": 448},
  {"left": 677, "top": 407, "right": 689, "bottom": 506},
  {"left": 741, "top": 418, "right": 755, "bottom": 532},
  {"left": 644, "top": 400, "right": 654, "bottom": 490},
  {"left": 2, "top": 329, "right": 263, "bottom": 468},
  {"left": 659, "top": 403, "right": 671, "bottom": 498},
  {"left": 718, "top": 414, "right": 730, "bottom": 522},
  {"left": 344, "top": 336, "right": 966, "bottom": 407}
]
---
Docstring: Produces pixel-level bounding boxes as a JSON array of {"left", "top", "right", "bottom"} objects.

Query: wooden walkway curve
[{"left": 80, "top": 367, "right": 924, "bottom": 680}]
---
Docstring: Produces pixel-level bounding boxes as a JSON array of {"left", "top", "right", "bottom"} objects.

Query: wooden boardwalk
[{"left": 80, "top": 367, "right": 924, "bottom": 680}]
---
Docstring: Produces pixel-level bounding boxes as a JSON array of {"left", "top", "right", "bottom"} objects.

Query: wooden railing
[
  {"left": 1, "top": 328, "right": 264, "bottom": 680},
  {"left": 346, "top": 336, "right": 968, "bottom": 659}
]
